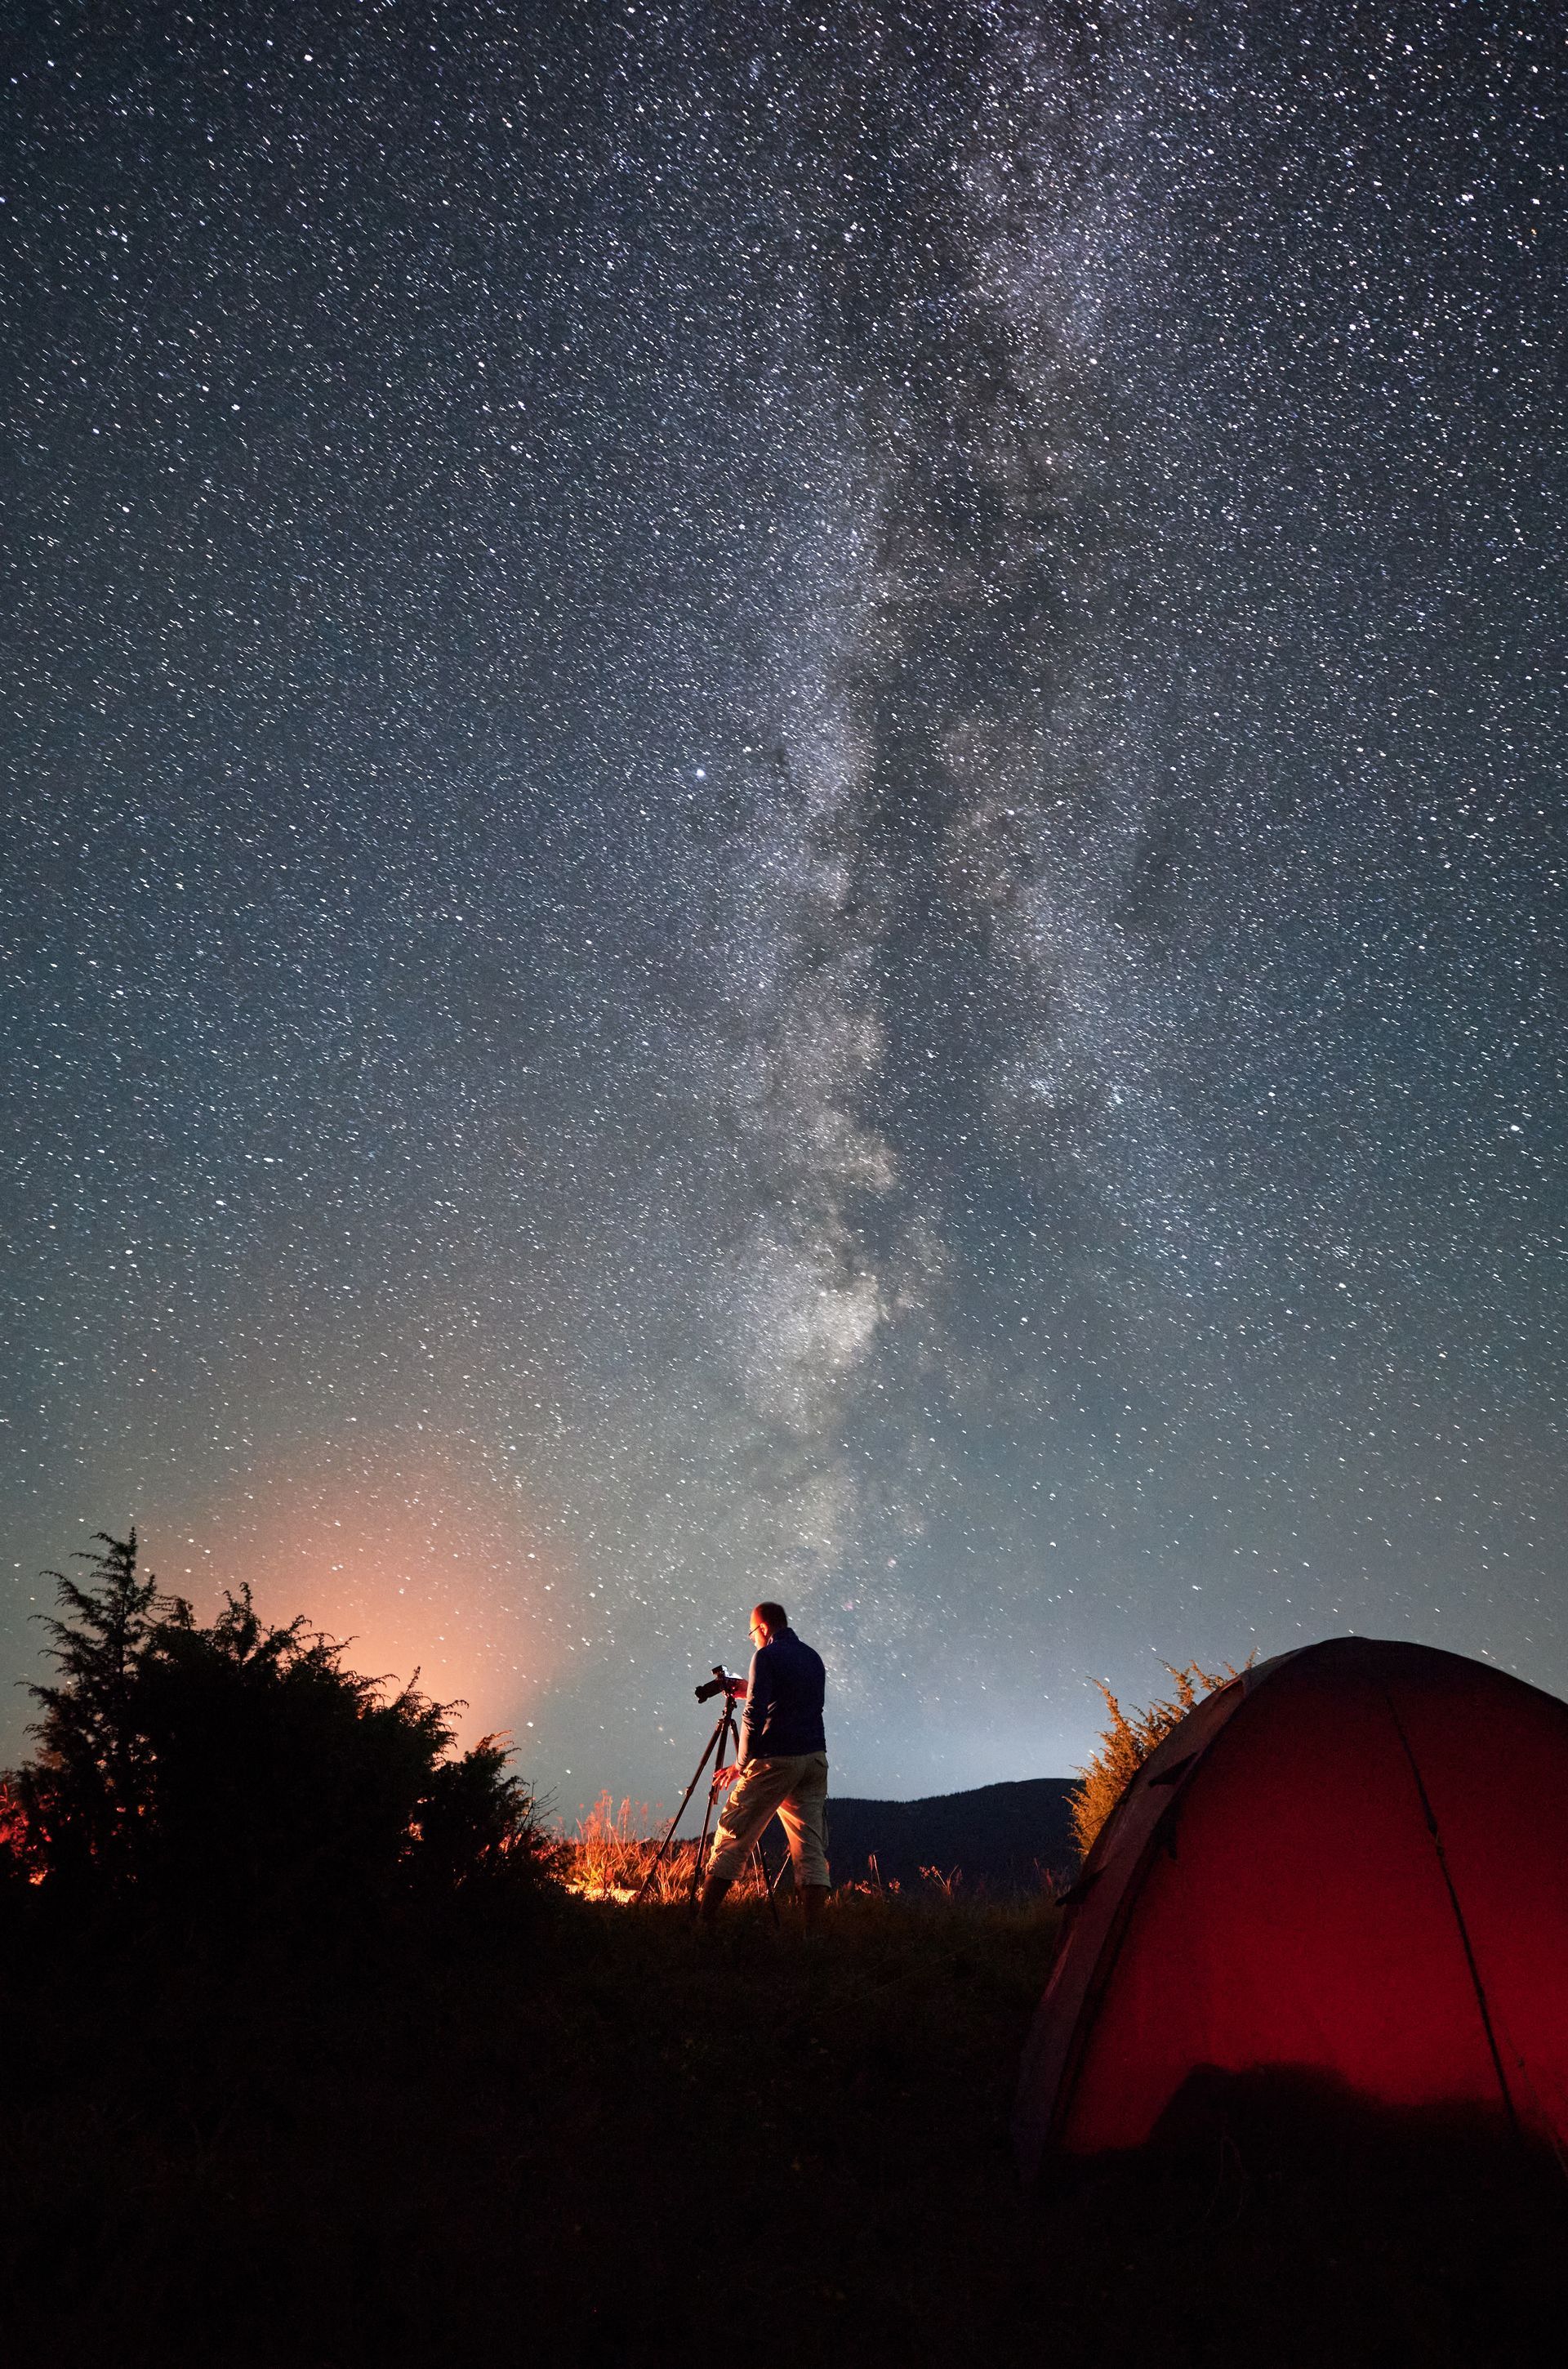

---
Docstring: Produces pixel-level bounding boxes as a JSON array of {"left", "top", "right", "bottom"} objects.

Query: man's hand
[{"left": 713, "top": 1763, "right": 744, "bottom": 1791}]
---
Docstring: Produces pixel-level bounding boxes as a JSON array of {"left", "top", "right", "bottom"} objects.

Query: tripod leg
[
  {"left": 692, "top": 1785, "right": 719, "bottom": 1906},
  {"left": 688, "top": 1699, "right": 739, "bottom": 1907},
  {"left": 754, "top": 1830, "right": 782, "bottom": 1928},
  {"left": 634, "top": 1712, "right": 726, "bottom": 1904}
]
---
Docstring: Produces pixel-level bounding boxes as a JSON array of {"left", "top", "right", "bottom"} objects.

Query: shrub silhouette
[
  {"left": 410, "top": 1729, "right": 561, "bottom": 1893},
  {"left": 6, "top": 1529, "right": 559, "bottom": 1917}
]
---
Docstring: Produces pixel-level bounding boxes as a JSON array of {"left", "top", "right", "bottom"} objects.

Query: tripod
[{"left": 634, "top": 1668, "right": 782, "bottom": 1921}]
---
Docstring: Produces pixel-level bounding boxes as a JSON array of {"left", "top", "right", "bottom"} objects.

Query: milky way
[{"left": 4, "top": 2, "right": 1565, "bottom": 1803}]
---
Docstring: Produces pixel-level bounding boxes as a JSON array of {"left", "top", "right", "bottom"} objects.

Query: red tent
[{"left": 1015, "top": 1636, "right": 1568, "bottom": 2168}]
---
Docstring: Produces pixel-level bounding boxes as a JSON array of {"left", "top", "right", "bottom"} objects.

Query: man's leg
[
  {"left": 774, "top": 1752, "right": 830, "bottom": 1920},
  {"left": 698, "top": 1759, "right": 794, "bottom": 1916}
]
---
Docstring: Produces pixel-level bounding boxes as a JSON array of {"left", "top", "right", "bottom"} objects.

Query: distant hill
[{"left": 818, "top": 1778, "right": 1077, "bottom": 1894}]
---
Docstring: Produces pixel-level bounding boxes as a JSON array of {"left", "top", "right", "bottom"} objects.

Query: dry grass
[
  {"left": 559, "top": 1790, "right": 777, "bottom": 1904},
  {"left": 562, "top": 1797, "right": 996, "bottom": 1909},
  {"left": 1067, "top": 1659, "right": 1244, "bottom": 1859}
]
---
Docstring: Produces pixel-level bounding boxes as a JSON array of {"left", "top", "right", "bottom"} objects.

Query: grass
[
  {"left": 1, "top": 1885, "right": 1563, "bottom": 2367},
  {"left": 560, "top": 1789, "right": 780, "bottom": 1903},
  {"left": 560, "top": 1791, "right": 982, "bottom": 1907}
]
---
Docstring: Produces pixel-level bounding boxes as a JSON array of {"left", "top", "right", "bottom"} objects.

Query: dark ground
[{"left": 2, "top": 1890, "right": 1564, "bottom": 2368}]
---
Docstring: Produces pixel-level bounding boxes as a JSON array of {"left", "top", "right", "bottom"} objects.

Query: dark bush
[{"left": 4, "top": 1531, "right": 560, "bottom": 1925}]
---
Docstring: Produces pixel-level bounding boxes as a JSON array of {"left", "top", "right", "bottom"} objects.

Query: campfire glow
[{"left": 560, "top": 1791, "right": 776, "bottom": 1905}]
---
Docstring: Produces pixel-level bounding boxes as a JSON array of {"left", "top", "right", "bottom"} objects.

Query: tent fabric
[{"left": 1014, "top": 1637, "right": 1568, "bottom": 2169}]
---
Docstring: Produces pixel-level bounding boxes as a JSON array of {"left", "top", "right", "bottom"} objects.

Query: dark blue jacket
[{"left": 740, "top": 1627, "right": 826, "bottom": 1761}]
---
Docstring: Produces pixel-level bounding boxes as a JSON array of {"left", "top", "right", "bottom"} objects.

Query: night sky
[{"left": 5, "top": 2, "right": 1565, "bottom": 1808}]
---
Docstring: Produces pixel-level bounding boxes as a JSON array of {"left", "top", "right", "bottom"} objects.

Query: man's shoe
[
  {"left": 800, "top": 1883, "right": 831, "bottom": 1927},
  {"left": 697, "top": 1874, "right": 734, "bottom": 1923}
]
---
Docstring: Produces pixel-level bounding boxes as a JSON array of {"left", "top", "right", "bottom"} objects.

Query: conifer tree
[
  {"left": 20, "top": 1529, "right": 164, "bottom": 1880},
  {"left": 6, "top": 1530, "right": 561, "bottom": 1915}
]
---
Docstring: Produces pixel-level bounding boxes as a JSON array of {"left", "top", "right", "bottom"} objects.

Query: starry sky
[{"left": 4, "top": 0, "right": 1565, "bottom": 1808}]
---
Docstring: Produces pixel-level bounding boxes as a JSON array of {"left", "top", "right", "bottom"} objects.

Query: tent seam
[{"left": 1380, "top": 1687, "right": 1519, "bottom": 2139}]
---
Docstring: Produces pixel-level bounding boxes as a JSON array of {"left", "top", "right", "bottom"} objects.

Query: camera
[{"left": 694, "top": 1664, "right": 744, "bottom": 1703}]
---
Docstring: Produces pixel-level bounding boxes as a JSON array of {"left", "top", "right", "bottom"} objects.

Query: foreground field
[{"left": 2, "top": 1889, "right": 1562, "bottom": 2367}]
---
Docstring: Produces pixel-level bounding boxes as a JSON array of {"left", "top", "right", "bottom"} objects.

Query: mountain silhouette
[{"left": 822, "top": 1778, "right": 1076, "bottom": 1893}]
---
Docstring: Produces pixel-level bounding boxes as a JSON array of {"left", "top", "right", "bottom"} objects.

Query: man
[{"left": 698, "top": 1601, "right": 830, "bottom": 1923}]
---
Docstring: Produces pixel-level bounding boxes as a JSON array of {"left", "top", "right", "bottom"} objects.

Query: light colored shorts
[{"left": 706, "top": 1751, "right": 830, "bottom": 1889}]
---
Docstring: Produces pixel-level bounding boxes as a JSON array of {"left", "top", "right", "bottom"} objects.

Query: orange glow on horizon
[{"left": 148, "top": 1437, "right": 572, "bottom": 1749}]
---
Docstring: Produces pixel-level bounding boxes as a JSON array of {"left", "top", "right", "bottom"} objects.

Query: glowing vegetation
[
  {"left": 564, "top": 1790, "right": 783, "bottom": 1903},
  {"left": 1067, "top": 1659, "right": 1243, "bottom": 1861}
]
